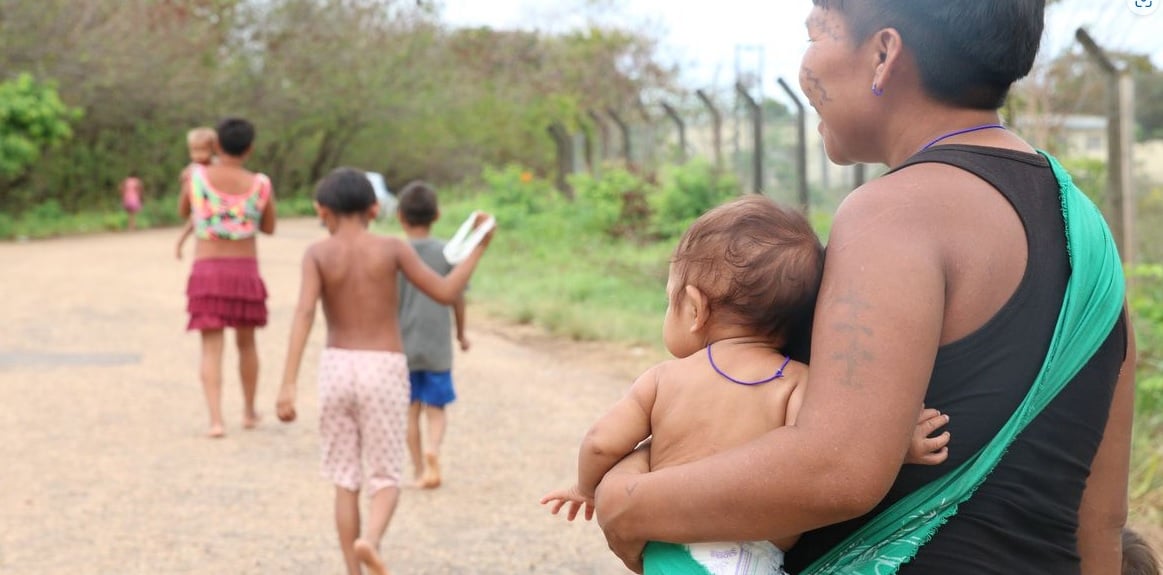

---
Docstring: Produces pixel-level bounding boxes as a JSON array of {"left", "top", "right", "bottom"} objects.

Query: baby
[
  {"left": 542, "top": 195, "right": 950, "bottom": 574},
  {"left": 175, "top": 127, "right": 217, "bottom": 259}
]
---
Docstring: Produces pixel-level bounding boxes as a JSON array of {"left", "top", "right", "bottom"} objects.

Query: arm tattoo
[{"left": 829, "top": 290, "right": 875, "bottom": 389}]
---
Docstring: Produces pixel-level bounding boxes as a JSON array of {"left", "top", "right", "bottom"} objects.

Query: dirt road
[{"left": 0, "top": 220, "right": 654, "bottom": 574}]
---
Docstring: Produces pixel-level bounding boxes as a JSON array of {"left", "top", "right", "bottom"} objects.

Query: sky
[{"left": 440, "top": 0, "right": 1163, "bottom": 105}]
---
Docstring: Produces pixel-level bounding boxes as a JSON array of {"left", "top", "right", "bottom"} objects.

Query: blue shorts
[{"left": 409, "top": 370, "right": 456, "bottom": 407}]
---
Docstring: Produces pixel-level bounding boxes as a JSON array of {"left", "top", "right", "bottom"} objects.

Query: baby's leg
[
  {"left": 406, "top": 401, "right": 424, "bottom": 485},
  {"left": 199, "top": 329, "right": 226, "bottom": 437},
  {"left": 235, "top": 327, "right": 260, "bottom": 428},
  {"left": 335, "top": 487, "right": 363, "bottom": 575}
]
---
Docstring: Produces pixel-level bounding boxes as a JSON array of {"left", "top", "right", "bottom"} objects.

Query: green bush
[
  {"left": 0, "top": 73, "right": 81, "bottom": 179},
  {"left": 1130, "top": 264, "right": 1163, "bottom": 415},
  {"left": 479, "top": 164, "right": 562, "bottom": 222},
  {"left": 650, "top": 160, "right": 740, "bottom": 239},
  {"left": 569, "top": 167, "right": 651, "bottom": 238}
]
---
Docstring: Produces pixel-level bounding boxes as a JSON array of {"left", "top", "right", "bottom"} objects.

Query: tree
[{"left": 0, "top": 73, "right": 80, "bottom": 179}]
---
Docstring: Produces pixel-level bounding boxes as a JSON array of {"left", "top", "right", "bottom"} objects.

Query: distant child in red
[{"left": 121, "top": 173, "right": 143, "bottom": 231}]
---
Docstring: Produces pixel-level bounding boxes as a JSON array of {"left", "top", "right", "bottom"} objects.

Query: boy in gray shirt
[{"left": 396, "top": 181, "right": 469, "bottom": 489}]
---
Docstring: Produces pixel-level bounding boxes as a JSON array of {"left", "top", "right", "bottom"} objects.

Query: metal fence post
[
  {"left": 776, "top": 77, "right": 810, "bottom": 215},
  {"left": 695, "top": 90, "right": 724, "bottom": 172},
  {"left": 735, "top": 82, "right": 763, "bottom": 194}
]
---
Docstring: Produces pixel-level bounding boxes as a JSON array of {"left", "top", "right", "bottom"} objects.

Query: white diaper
[{"left": 685, "top": 540, "right": 787, "bottom": 575}]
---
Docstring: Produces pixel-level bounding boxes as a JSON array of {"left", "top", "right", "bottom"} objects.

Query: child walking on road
[
  {"left": 277, "top": 167, "right": 493, "bottom": 575},
  {"left": 541, "top": 196, "right": 951, "bottom": 575},
  {"left": 395, "top": 181, "right": 470, "bottom": 489}
]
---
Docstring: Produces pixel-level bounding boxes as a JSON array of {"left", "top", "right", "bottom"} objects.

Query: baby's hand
[
  {"left": 906, "top": 407, "right": 950, "bottom": 466},
  {"left": 276, "top": 386, "right": 297, "bottom": 423},
  {"left": 539, "top": 484, "right": 594, "bottom": 522}
]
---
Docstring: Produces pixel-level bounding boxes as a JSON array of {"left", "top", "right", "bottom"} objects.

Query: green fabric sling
[
  {"left": 643, "top": 541, "right": 713, "bottom": 575},
  {"left": 802, "top": 151, "right": 1126, "bottom": 575}
]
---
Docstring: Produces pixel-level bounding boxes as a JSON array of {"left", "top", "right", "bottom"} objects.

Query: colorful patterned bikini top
[{"left": 189, "top": 165, "right": 272, "bottom": 241}]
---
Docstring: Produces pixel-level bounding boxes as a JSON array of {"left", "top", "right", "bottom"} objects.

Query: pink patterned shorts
[{"left": 318, "top": 348, "right": 410, "bottom": 494}]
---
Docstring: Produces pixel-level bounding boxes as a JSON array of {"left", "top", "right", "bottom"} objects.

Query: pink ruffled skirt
[{"left": 186, "top": 258, "right": 268, "bottom": 331}]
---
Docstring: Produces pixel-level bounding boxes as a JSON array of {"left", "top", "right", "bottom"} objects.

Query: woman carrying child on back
[{"left": 178, "top": 117, "right": 276, "bottom": 438}]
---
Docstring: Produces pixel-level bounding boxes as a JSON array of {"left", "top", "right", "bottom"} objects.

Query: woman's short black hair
[
  {"left": 315, "top": 167, "right": 376, "bottom": 215},
  {"left": 215, "top": 117, "right": 256, "bottom": 156},
  {"left": 814, "top": 0, "right": 1045, "bottom": 110}
]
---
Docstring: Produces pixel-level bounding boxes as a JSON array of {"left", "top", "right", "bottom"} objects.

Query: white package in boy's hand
[{"left": 443, "top": 211, "right": 496, "bottom": 265}]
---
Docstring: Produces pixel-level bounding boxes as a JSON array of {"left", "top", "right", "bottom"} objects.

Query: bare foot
[
  {"left": 242, "top": 412, "right": 261, "bottom": 430},
  {"left": 420, "top": 453, "right": 442, "bottom": 489},
  {"left": 353, "top": 539, "right": 389, "bottom": 575},
  {"left": 403, "top": 474, "right": 426, "bottom": 489},
  {"left": 207, "top": 424, "right": 225, "bottom": 439}
]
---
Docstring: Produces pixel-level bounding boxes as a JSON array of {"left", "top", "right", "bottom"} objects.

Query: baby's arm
[
  {"left": 906, "top": 407, "right": 951, "bottom": 465},
  {"left": 541, "top": 366, "right": 660, "bottom": 521},
  {"left": 175, "top": 220, "right": 194, "bottom": 260},
  {"left": 395, "top": 216, "right": 493, "bottom": 304},
  {"left": 277, "top": 248, "right": 323, "bottom": 423},
  {"left": 786, "top": 372, "right": 949, "bottom": 466},
  {"left": 577, "top": 367, "right": 659, "bottom": 497}
]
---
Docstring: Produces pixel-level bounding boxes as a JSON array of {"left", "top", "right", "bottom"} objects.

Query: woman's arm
[
  {"left": 596, "top": 181, "right": 945, "bottom": 568},
  {"left": 1078, "top": 308, "right": 1135, "bottom": 575}
]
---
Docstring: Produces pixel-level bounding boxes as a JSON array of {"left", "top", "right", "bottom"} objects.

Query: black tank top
[{"left": 784, "top": 146, "right": 1128, "bottom": 574}]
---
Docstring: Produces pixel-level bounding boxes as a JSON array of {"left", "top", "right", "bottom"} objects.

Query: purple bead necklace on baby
[{"left": 707, "top": 343, "right": 792, "bottom": 386}]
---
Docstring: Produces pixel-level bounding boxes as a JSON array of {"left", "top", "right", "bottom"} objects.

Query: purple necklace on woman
[
  {"left": 707, "top": 343, "right": 792, "bottom": 386},
  {"left": 920, "top": 123, "right": 1006, "bottom": 152}
]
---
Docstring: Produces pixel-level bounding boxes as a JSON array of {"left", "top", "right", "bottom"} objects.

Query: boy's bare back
[
  {"left": 645, "top": 350, "right": 807, "bottom": 472},
  {"left": 309, "top": 230, "right": 411, "bottom": 352}
]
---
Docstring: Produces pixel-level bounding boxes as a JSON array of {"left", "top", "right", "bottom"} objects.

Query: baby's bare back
[
  {"left": 312, "top": 232, "right": 406, "bottom": 351},
  {"left": 648, "top": 352, "right": 806, "bottom": 472}
]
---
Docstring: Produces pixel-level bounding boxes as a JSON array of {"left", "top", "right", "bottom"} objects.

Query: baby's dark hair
[
  {"left": 397, "top": 181, "right": 439, "bottom": 227},
  {"left": 1124, "top": 527, "right": 1161, "bottom": 575},
  {"left": 215, "top": 117, "right": 255, "bottom": 157},
  {"left": 672, "top": 195, "right": 824, "bottom": 346},
  {"left": 315, "top": 167, "right": 376, "bottom": 215}
]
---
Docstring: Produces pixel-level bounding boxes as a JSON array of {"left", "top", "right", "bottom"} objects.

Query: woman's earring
[{"left": 872, "top": 83, "right": 884, "bottom": 97}]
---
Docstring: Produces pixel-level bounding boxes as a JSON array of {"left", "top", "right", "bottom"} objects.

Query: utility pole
[{"left": 1076, "top": 28, "right": 1136, "bottom": 267}]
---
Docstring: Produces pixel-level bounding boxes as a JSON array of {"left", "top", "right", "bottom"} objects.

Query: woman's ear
[
  {"left": 871, "top": 27, "right": 905, "bottom": 94},
  {"left": 684, "top": 284, "right": 710, "bottom": 334}
]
